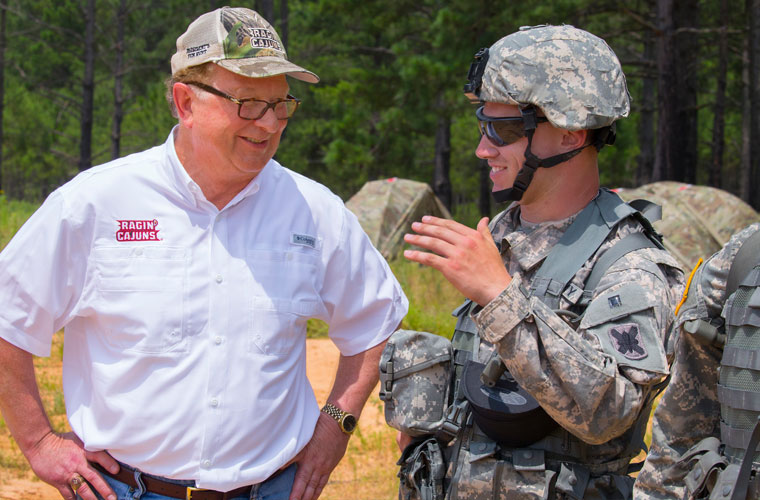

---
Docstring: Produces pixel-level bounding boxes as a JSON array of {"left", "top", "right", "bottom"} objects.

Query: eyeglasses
[
  {"left": 186, "top": 81, "right": 300, "bottom": 120},
  {"left": 476, "top": 106, "right": 548, "bottom": 147}
]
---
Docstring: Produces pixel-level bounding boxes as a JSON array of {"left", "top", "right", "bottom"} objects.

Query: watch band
[{"left": 320, "top": 402, "right": 357, "bottom": 435}]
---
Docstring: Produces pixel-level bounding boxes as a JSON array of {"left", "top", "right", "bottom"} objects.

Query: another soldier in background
[
  {"left": 635, "top": 223, "right": 760, "bottom": 499},
  {"left": 392, "top": 25, "right": 685, "bottom": 499}
]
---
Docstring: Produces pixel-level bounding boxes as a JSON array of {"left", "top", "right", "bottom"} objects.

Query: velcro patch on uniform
[
  {"left": 291, "top": 233, "right": 316, "bottom": 248},
  {"left": 608, "top": 323, "right": 648, "bottom": 360}
]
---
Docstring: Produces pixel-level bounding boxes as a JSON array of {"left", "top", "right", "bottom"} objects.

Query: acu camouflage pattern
[
  {"left": 634, "top": 223, "right": 760, "bottom": 500},
  {"left": 379, "top": 329, "right": 452, "bottom": 436},
  {"left": 478, "top": 25, "right": 630, "bottom": 131},
  {"left": 616, "top": 182, "right": 760, "bottom": 271},
  {"left": 443, "top": 196, "right": 683, "bottom": 499},
  {"left": 345, "top": 178, "right": 452, "bottom": 260}
]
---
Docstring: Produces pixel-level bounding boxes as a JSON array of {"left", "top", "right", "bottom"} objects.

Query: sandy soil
[{"left": 0, "top": 338, "right": 387, "bottom": 499}]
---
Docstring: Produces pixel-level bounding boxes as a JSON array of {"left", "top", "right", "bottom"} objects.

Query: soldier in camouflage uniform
[
  {"left": 400, "top": 25, "right": 685, "bottom": 499},
  {"left": 634, "top": 223, "right": 760, "bottom": 500}
]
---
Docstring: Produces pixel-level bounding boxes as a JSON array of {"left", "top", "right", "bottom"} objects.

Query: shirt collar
[{"left": 493, "top": 204, "right": 579, "bottom": 272}]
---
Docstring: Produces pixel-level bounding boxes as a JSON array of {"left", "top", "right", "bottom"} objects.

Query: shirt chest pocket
[
  {"left": 246, "top": 249, "right": 324, "bottom": 356},
  {"left": 92, "top": 246, "right": 188, "bottom": 353}
]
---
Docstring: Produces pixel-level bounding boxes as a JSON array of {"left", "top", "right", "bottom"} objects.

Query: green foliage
[
  {"left": 0, "top": 196, "right": 36, "bottom": 248},
  {"left": 390, "top": 257, "right": 462, "bottom": 337},
  {"left": 307, "top": 258, "right": 464, "bottom": 341},
  {"left": 0, "top": 0, "right": 752, "bottom": 213}
]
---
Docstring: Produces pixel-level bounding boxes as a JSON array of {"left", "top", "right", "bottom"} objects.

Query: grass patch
[
  {"left": 390, "top": 258, "right": 462, "bottom": 337},
  {"left": 0, "top": 196, "right": 36, "bottom": 248},
  {"left": 307, "top": 256, "right": 462, "bottom": 340}
]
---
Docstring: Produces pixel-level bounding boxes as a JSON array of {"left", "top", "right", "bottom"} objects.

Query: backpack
[{"left": 683, "top": 230, "right": 760, "bottom": 500}]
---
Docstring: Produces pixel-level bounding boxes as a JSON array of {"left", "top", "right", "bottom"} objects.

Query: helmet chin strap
[{"left": 491, "top": 107, "right": 593, "bottom": 204}]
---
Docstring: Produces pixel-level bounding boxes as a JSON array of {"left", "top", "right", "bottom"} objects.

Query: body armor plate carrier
[{"left": 384, "top": 189, "right": 668, "bottom": 500}]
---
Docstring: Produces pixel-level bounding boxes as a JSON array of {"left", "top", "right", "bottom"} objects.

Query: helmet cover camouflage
[{"left": 477, "top": 25, "right": 630, "bottom": 131}]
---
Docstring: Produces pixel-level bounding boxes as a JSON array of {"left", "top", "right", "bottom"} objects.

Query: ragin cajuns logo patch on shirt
[{"left": 116, "top": 219, "right": 161, "bottom": 242}]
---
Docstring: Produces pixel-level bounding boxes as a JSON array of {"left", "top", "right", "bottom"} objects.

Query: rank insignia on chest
[
  {"left": 608, "top": 323, "right": 648, "bottom": 360},
  {"left": 608, "top": 295, "right": 622, "bottom": 308}
]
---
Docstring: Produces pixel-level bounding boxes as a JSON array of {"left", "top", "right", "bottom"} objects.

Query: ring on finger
[{"left": 69, "top": 473, "right": 85, "bottom": 492}]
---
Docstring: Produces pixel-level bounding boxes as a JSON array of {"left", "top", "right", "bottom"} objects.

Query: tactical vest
[
  {"left": 684, "top": 230, "right": 760, "bottom": 500},
  {"left": 391, "top": 189, "right": 667, "bottom": 500}
]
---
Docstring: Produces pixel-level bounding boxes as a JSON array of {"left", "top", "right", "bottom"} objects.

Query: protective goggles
[{"left": 476, "top": 106, "right": 548, "bottom": 147}]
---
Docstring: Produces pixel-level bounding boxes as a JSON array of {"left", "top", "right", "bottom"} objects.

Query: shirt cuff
[{"left": 472, "top": 273, "right": 532, "bottom": 344}]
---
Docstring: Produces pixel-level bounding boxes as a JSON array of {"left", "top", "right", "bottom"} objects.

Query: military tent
[
  {"left": 614, "top": 181, "right": 760, "bottom": 270},
  {"left": 345, "top": 177, "right": 452, "bottom": 260}
]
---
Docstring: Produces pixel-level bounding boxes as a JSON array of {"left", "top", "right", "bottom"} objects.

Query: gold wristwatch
[{"left": 320, "top": 402, "right": 357, "bottom": 435}]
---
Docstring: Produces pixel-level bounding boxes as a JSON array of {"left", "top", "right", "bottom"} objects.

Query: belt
[{"left": 92, "top": 463, "right": 253, "bottom": 500}]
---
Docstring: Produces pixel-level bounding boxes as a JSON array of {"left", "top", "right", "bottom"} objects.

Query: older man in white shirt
[{"left": 0, "top": 7, "right": 407, "bottom": 500}]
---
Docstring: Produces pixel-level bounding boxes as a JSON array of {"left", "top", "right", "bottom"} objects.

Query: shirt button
[
  {"left": 215, "top": 274, "right": 223, "bottom": 283},
  {"left": 170, "top": 330, "right": 179, "bottom": 337},
  {"left": 214, "top": 336, "right": 223, "bottom": 345},
  {"left": 202, "top": 459, "right": 211, "bottom": 469},
  {"left": 210, "top": 398, "right": 219, "bottom": 407}
]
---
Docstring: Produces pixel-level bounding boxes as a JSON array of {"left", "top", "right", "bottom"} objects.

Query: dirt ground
[{"left": 0, "top": 338, "right": 391, "bottom": 500}]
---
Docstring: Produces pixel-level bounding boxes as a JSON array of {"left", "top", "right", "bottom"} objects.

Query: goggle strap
[{"left": 519, "top": 106, "right": 539, "bottom": 132}]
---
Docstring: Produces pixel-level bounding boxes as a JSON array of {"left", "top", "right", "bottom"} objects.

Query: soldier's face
[{"left": 475, "top": 102, "right": 566, "bottom": 199}]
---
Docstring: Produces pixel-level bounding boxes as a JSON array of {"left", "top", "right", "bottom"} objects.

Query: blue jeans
[{"left": 83, "top": 463, "right": 296, "bottom": 500}]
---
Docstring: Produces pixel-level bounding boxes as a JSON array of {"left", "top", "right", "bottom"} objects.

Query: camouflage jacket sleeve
[
  {"left": 634, "top": 222, "right": 760, "bottom": 500},
  {"left": 473, "top": 242, "right": 683, "bottom": 445}
]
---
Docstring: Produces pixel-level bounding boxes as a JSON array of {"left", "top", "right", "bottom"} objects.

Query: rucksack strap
[
  {"left": 579, "top": 231, "right": 662, "bottom": 307},
  {"left": 731, "top": 415, "right": 760, "bottom": 500},
  {"left": 531, "top": 189, "right": 663, "bottom": 310},
  {"left": 727, "top": 229, "right": 760, "bottom": 298}
]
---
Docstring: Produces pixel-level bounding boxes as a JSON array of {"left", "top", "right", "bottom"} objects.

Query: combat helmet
[{"left": 464, "top": 25, "right": 631, "bottom": 202}]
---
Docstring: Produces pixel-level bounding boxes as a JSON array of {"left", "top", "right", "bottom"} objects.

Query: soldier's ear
[{"left": 561, "top": 129, "right": 588, "bottom": 149}]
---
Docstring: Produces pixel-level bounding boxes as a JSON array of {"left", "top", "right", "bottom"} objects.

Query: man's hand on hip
[
  {"left": 288, "top": 412, "right": 350, "bottom": 500},
  {"left": 25, "top": 431, "right": 119, "bottom": 500}
]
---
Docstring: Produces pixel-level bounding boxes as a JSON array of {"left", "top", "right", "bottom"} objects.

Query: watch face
[{"left": 342, "top": 414, "right": 357, "bottom": 434}]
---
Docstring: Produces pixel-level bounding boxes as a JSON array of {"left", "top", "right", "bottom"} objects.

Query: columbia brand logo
[
  {"left": 291, "top": 233, "right": 316, "bottom": 248},
  {"left": 116, "top": 219, "right": 160, "bottom": 242}
]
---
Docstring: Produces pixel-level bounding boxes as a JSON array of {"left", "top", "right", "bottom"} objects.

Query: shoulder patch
[{"left": 608, "top": 323, "right": 647, "bottom": 360}]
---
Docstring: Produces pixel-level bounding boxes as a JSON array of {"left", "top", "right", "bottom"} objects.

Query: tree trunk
[
  {"left": 654, "top": 0, "right": 698, "bottom": 183},
  {"left": 432, "top": 94, "right": 451, "bottom": 212},
  {"left": 636, "top": 33, "right": 656, "bottom": 186},
  {"left": 79, "top": 0, "right": 95, "bottom": 171},
  {"left": 742, "top": 32, "right": 752, "bottom": 201},
  {"left": 654, "top": 0, "right": 676, "bottom": 181},
  {"left": 673, "top": 0, "right": 699, "bottom": 184},
  {"left": 257, "top": 0, "right": 274, "bottom": 23},
  {"left": 478, "top": 159, "right": 490, "bottom": 217},
  {"left": 111, "top": 0, "right": 126, "bottom": 160},
  {"left": 0, "top": 2, "right": 6, "bottom": 193},
  {"left": 749, "top": 0, "right": 760, "bottom": 209},
  {"left": 710, "top": 0, "right": 729, "bottom": 189}
]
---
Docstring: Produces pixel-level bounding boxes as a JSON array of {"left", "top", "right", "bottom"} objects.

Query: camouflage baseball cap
[
  {"left": 475, "top": 25, "right": 630, "bottom": 130},
  {"left": 171, "top": 7, "right": 319, "bottom": 83}
]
